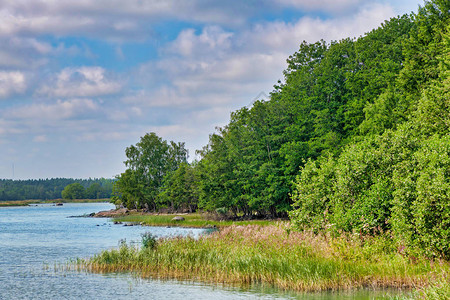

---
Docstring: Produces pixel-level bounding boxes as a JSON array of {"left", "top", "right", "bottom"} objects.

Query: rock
[
  {"left": 172, "top": 216, "right": 185, "bottom": 221},
  {"left": 114, "top": 221, "right": 122, "bottom": 224},
  {"left": 94, "top": 208, "right": 129, "bottom": 217}
]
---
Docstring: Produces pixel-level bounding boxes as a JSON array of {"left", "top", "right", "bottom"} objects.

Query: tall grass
[{"left": 80, "top": 223, "right": 450, "bottom": 292}]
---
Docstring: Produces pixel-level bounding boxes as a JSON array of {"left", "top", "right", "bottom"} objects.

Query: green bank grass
[
  {"left": 113, "top": 213, "right": 282, "bottom": 228},
  {"left": 80, "top": 223, "right": 450, "bottom": 293}
]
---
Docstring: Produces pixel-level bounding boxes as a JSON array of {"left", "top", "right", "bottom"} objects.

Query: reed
[
  {"left": 80, "top": 223, "right": 450, "bottom": 293},
  {"left": 410, "top": 279, "right": 450, "bottom": 300}
]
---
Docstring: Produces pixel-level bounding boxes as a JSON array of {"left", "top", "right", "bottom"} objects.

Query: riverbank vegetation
[
  {"left": 82, "top": 223, "right": 449, "bottom": 294},
  {"left": 112, "top": 212, "right": 283, "bottom": 228},
  {"left": 110, "top": 0, "right": 450, "bottom": 259},
  {"left": 83, "top": 0, "right": 450, "bottom": 295}
]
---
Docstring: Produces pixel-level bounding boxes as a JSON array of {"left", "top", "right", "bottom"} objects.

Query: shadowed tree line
[{"left": 0, "top": 178, "right": 113, "bottom": 201}]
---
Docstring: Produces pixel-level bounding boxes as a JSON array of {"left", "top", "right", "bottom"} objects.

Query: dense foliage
[
  {"left": 290, "top": 0, "right": 450, "bottom": 258},
  {"left": 111, "top": 0, "right": 449, "bottom": 257},
  {"left": 0, "top": 178, "right": 113, "bottom": 201},
  {"left": 194, "top": 12, "right": 414, "bottom": 218}
]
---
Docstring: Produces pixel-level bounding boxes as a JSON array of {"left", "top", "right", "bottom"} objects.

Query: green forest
[
  {"left": 72, "top": 0, "right": 450, "bottom": 258},
  {"left": 0, "top": 178, "right": 113, "bottom": 201}
]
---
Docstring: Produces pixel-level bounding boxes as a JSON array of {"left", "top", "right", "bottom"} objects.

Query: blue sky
[{"left": 0, "top": 0, "right": 423, "bottom": 179}]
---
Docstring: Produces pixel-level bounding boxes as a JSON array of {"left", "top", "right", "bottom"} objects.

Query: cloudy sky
[{"left": 0, "top": 0, "right": 422, "bottom": 179}]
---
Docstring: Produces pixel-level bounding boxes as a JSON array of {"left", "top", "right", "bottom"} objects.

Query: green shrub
[
  {"left": 392, "top": 135, "right": 450, "bottom": 258},
  {"left": 141, "top": 232, "right": 158, "bottom": 250}
]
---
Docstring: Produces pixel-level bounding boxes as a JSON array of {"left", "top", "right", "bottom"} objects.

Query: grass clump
[{"left": 80, "top": 223, "right": 450, "bottom": 293}]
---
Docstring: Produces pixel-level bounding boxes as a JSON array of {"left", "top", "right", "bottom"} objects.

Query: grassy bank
[
  {"left": 0, "top": 200, "right": 40, "bottom": 207},
  {"left": 113, "top": 213, "right": 284, "bottom": 228},
  {"left": 80, "top": 223, "right": 450, "bottom": 294}
]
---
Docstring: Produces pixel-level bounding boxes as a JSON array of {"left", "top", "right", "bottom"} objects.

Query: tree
[
  {"left": 86, "top": 183, "right": 103, "bottom": 199},
  {"left": 61, "top": 183, "right": 86, "bottom": 199},
  {"left": 113, "top": 132, "right": 188, "bottom": 210},
  {"left": 290, "top": 6, "right": 450, "bottom": 257},
  {"left": 158, "top": 162, "right": 198, "bottom": 213}
]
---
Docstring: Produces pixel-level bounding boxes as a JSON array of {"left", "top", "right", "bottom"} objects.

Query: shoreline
[
  {"left": 80, "top": 223, "right": 450, "bottom": 296},
  {"left": 94, "top": 208, "right": 286, "bottom": 229}
]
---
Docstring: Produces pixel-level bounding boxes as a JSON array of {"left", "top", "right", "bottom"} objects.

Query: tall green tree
[
  {"left": 159, "top": 162, "right": 198, "bottom": 213},
  {"left": 113, "top": 132, "right": 188, "bottom": 210}
]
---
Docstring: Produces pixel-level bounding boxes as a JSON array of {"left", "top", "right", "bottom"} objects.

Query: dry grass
[
  {"left": 80, "top": 223, "right": 450, "bottom": 293},
  {"left": 0, "top": 200, "right": 40, "bottom": 206}
]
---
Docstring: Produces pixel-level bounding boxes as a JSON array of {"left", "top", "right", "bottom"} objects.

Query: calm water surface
[{"left": 0, "top": 203, "right": 395, "bottom": 299}]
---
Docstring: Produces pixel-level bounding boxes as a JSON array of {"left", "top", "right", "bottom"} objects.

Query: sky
[{"left": 0, "top": 0, "right": 423, "bottom": 180}]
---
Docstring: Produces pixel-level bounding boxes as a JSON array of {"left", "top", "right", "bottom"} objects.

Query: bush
[
  {"left": 141, "top": 232, "right": 157, "bottom": 250},
  {"left": 392, "top": 135, "right": 450, "bottom": 258},
  {"left": 289, "top": 155, "right": 336, "bottom": 232}
]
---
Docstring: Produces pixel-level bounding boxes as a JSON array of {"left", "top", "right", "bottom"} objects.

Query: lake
[{"left": 0, "top": 203, "right": 394, "bottom": 299}]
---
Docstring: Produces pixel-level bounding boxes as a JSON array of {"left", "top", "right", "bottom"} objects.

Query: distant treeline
[{"left": 0, "top": 178, "right": 114, "bottom": 201}]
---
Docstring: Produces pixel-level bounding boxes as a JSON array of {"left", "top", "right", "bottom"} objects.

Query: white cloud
[
  {"left": 0, "top": 71, "right": 26, "bottom": 98},
  {"left": 33, "top": 135, "right": 48, "bottom": 142},
  {"left": 275, "top": 0, "right": 361, "bottom": 13},
  {"left": 9, "top": 37, "right": 52, "bottom": 54},
  {"left": 0, "top": 0, "right": 421, "bottom": 44},
  {"left": 0, "top": 0, "right": 245, "bottom": 40},
  {"left": 0, "top": 119, "right": 22, "bottom": 136},
  {"left": 0, "top": 36, "right": 75, "bottom": 69},
  {"left": 0, "top": 50, "right": 25, "bottom": 67},
  {"left": 167, "top": 26, "right": 233, "bottom": 57},
  {"left": 132, "top": 2, "right": 395, "bottom": 111},
  {"left": 38, "top": 66, "right": 122, "bottom": 98},
  {"left": 244, "top": 2, "right": 396, "bottom": 51},
  {"left": 9, "top": 98, "right": 99, "bottom": 120}
]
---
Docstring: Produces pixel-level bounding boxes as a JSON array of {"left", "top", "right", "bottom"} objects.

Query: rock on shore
[{"left": 94, "top": 208, "right": 129, "bottom": 217}]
